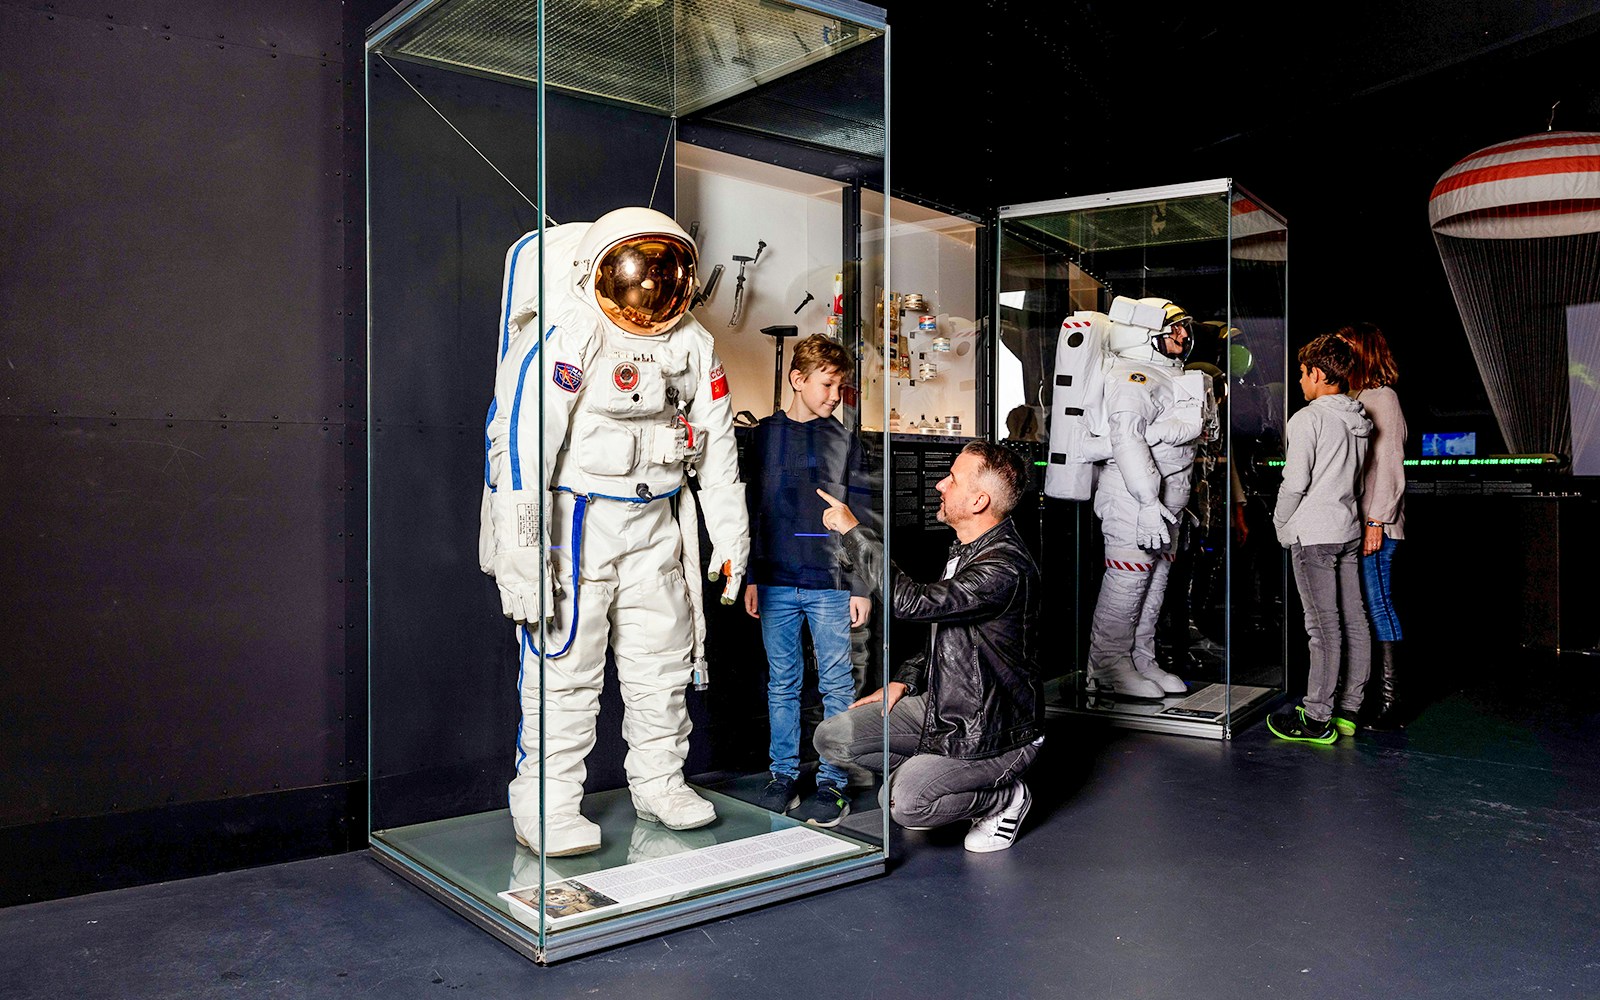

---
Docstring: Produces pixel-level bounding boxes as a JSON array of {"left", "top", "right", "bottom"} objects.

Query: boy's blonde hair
[{"left": 790, "top": 334, "right": 852, "bottom": 378}]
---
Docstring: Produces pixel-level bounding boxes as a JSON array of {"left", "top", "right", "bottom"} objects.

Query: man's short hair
[
  {"left": 790, "top": 334, "right": 852, "bottom": 378},
  {"left": 961, "top": 441, "right": 1029, "bottom": 518},
  {"left": 1298, "top": 333, "right": 1356, "bottom": 391}
]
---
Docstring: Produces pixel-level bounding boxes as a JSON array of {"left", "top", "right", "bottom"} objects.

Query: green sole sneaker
[
  {"left": 1266, "top": 706, "right": 1338, "bottom": 744},
  {"left": 1332, "top": 715, "right": 1358, "bottom": 737}
]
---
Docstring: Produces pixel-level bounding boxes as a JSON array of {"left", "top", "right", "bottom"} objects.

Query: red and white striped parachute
[
  {"left": 1429, "top": 129, "right": 1600, "bottom": 468},
  {"left": 1428, "top": 130, "right": 1600, "bottom": 239}
]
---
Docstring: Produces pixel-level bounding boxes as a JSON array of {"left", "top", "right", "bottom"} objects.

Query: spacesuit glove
[
  {"left": 696, "top": 482, "right": 749, "bottom": 605},
  {"left": 487, "top": 489, "right": 563, "bottom": 626},
  {"left": 1074, "top": 424, "right": 1114, "bottom": 463},
  {"left": 1135, "top": 501, "right": 1179, "bottom": 550},
  {"left": 490, "top": 551, "right": 564, "bottom": 627},
  {"left": 706, "top": 540, "right": 748, "bottom": 605},
  {"left": 1144, "top": 414, "right": 1200, "bottom": 447}
]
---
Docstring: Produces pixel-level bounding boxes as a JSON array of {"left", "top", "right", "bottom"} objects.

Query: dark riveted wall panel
[
  {"left": 0, "top": 0, "right": 351, "bottom": 840},
  {"left": 0, "top": 417, "right": 349, "bottom": 823},
  {"left": 0, "top": 3, "right": 345, "bottom": 423}
]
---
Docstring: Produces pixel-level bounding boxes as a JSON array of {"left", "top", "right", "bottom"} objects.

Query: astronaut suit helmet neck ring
[{"left": 574, "top": 207, "right": 698, "bottom": 337}]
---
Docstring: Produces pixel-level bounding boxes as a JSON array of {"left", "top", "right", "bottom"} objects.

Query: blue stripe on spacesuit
[
  {"left": 483, "top": 397, "right": 497, "bottom": 489},
  {"left": 508, "top": 324, "right": 556, "bottom": 492},
  {"left": 514, "top": 623, "right": 528, "bottom": 769},
  {"left": 501, "top": 232, "right": 540, "bottom": 361}
]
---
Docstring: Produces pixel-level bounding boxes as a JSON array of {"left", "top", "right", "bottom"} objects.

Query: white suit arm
[
  {"left": 485, "top": 318, "right": 594, "bottom": 623},
  {"left": 1109, "top": 410, "right": 1177, "bottom": 548},
  {"left": 685, "top": 327, "right": 749, "bottom": 603}
]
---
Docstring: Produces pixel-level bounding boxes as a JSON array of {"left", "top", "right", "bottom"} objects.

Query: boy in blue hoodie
[
  {"left": 1269, "top": 334, "right": 1373, "bottom": 744},
  {"left": 741, "top": 335, "right": 874, "bottom": 824}
]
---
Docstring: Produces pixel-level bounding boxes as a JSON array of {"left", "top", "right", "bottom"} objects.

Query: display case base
[{"left": 371, "top": 785, "right": 885, "bottom": 963}]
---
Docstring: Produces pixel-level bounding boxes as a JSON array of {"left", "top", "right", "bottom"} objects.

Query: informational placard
[{"left": 501, "top": 826, "right": 858, "bottom": 927}]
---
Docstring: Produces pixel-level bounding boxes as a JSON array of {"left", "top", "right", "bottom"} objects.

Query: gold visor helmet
[{"left": 580, "top": 207, "right": 699, "bottom": 337}]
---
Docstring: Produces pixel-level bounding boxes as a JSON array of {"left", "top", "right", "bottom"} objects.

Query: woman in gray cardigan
[{"left": 1338, "top": 323, "right": 1407, "bottom": 731}]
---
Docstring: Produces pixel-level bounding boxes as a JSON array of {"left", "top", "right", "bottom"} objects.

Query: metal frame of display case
[
  {"left": 365, "top": 0, "right": 891, "bottom": 964},
  {"left": 996, "top": 178, "right": 1290, "bottom": 741}
]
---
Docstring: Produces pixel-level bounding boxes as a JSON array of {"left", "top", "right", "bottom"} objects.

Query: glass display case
[
  {"left": 365, "top": 0, "right": 891, "bottom": 963},
  {"left": 995, "top": 180, "right": 1289, "bottom": 738}
]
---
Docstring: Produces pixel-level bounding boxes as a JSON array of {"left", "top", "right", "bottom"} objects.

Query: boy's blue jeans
[{"left": 758, "top": 585, "right": 855, "bottom": 791}]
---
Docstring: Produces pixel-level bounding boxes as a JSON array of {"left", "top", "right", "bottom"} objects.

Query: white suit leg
[
  {"left": 606, "top": 502, "right": 714, "bottom": 828},
  {"left": 1130, "top": 475, "right": 1192, "bottom": 694},
  {"left": 1086, "top": 468, "right": 1165, "bottom": 699},
  {"left": 507, "top": 490, "right": 608, "bottom": 856}
]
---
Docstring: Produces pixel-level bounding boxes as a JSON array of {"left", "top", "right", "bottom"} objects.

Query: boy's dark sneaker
[
  {"left": 1332, "top": 709, "right": 1360, "bottom": 738},
  {"left": 757, "top": 773, "right": 799, "bottom": 813},
  {"left": 793, "top": 785, "right": 851, "bottom": 828},
  {"left": 1267, "top": 705, "right": 1338, "bottom": 745}
]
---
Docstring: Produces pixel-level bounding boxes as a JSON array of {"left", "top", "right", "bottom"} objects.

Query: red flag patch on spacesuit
[
  {"left": 552, "top": 362, "right": 583, "bottom": 393},
  {"left": 1128, "top": 372, "right": 1147, "bottom": 384},
  {"left": 613, "top": 362, "right": 640, "bottom": 392},
  {"left": 709, "top": 363, "right": 729, "bottom": 400}
]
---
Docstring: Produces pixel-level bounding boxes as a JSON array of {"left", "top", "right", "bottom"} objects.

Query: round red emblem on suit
[{"left": 613, "top": 362, "right": 640, "bottom": 392}]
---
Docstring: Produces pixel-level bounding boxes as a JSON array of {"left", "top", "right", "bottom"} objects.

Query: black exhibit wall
[{"left": 0, "top": 0, "right": 370, "bottom": 905}]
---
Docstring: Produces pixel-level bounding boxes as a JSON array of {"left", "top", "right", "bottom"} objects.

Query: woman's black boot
[{"left": 1366, "top": 641, "right": 1404, "bottom": 731}]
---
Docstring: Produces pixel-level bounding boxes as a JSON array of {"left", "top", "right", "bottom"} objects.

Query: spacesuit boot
[
  {"left": 1130, "top": 555, "right": 1187, "bottom": 695},
  {"left": 513, "top": 813, "right": 603, "bottom": 858},
  {"left": 509, "top": 618, "right": 606, "bottom": 858},
  {"left": 630, "top": 775, "right": 716, "bottom": 830}
]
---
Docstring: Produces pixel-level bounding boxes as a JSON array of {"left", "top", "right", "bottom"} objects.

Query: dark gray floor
[{"left": 4, "top": 653, "right": 1598, "bottom": 1000}]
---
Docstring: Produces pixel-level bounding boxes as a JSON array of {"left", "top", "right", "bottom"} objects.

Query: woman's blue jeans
[
  {"left": 759, "top": 586, "right": 855, "bottom": 791},
  {"left": 1360, "top": 535, "right": 1403, "bottom": 642}
]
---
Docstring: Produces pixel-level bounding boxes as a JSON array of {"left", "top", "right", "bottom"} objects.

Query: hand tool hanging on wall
[
  {"left": 726, "top": 240, "right": 767, "bottom": 327},
  {"left": 793, "top": 291, "right": 815, "bottom": 315},
  {"left": 691, "top": 263, "right": 723, "bottom": 309}
]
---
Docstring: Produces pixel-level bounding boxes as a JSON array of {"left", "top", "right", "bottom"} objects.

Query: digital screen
[{"left": 1422, "top": 431, "right": 1476, "bottom": 457}]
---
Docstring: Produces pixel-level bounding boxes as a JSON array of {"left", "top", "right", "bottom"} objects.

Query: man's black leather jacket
[{"left": 842, "top": 518, "right": 1043, "bottom": 759}]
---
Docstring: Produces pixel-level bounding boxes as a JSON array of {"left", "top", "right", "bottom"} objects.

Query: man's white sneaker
[{"left": 963, "top": 780, "right": 1031, "bottom": 853}]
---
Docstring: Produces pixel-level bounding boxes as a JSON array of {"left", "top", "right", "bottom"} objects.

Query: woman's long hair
[{"left": 1335, "top": 322, "right": 1399, "bottom": 392}]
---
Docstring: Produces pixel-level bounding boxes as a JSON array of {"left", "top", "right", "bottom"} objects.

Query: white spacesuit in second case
[
  {"left": 482, "top": 207, "right": 749, "bottom": 857},
  {"left": 1048, "top": 296, "right": 1209, "bottom": 700}
]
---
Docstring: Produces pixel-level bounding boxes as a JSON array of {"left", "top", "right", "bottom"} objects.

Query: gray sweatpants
[
  {"left": 813, "top": 693, "right": 1039, "bottom": 829},
  {"left": 1289, "top": 538, "right": 1372, "bottom": 723}
]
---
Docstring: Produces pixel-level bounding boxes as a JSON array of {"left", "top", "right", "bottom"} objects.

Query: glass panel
[
  {"left": 996, "top": 181, "right": 1288, "bottom": 738},
  {"left": 367, "top": 0, "right": 888, "bottom": 963},
  {"left": 859, "top": 198, "right": 983, "bottom": 439},
  {"left": 1226, "top": 188, "right": 1291, "bottom": 721}
]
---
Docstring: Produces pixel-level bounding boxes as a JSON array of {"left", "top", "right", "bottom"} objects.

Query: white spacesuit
[
  {"left": 482, "top": 207, "right": 749, "bottom": 857},
  {"left": 1046, "top": 296, "right": 1208, "bottom": 700}
]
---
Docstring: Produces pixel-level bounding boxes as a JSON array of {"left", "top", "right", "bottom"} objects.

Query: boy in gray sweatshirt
[{"left": 1268, "top": 334, "right": 1373, "bottom": 744}]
